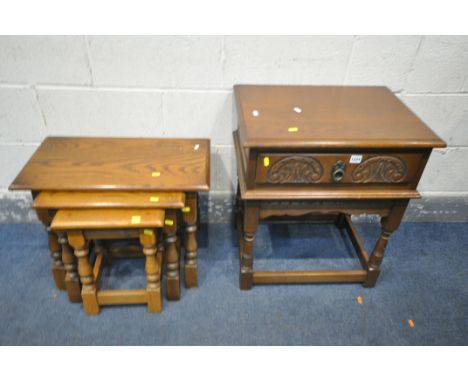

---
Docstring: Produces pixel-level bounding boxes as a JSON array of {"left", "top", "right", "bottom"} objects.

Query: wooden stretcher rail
[
  {"left": 97, "top": 289, "right": 148, "bottom": 305},
  {"left": 93, "top": 253, "right": 104, "bottom": 283},
  {"left": 252, "top": 269, "right": 367, "bottom": 284},
  {"left": 343, "top": 214, "right": 369, "bottom": 268}
]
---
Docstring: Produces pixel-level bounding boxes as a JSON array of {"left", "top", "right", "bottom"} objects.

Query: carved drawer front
[{"left": 255, "top": 153, "right": 424, "bottom": 187}]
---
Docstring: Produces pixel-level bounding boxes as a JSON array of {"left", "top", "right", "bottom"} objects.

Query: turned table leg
[
  {"left": 240, "top": 201, "right": 259, "bottom": 290},
  {"left": 68, "top": 230, "right": 99, "bottom": 315},
  {"left": 164, "top": 209, "right": 180, "bottom": 300},
  {"left": 140, "top": 229, "right": 162, "bottom": 313},
  {"left": 47, "top": 227, "right": 66, "bottom": 290},
  {"left": 364, "top": 200, "right": 409, "bottom": 287},
  {"left": 35, "top": 208, "right": 66, "bottom": 290},
  {"left": 233, "top": 184, "right": 241, "bottom": 229},
  {"left": 183, "top": 192, "right": 198, "bottom": 288},
  {"left": 57, "top": 232, "right": 81, "bottom": 302},
  {"left": 40, "top": 210, "right": 65, "bottom": 290}
]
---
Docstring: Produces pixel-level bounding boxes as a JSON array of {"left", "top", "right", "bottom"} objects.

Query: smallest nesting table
[{"left": 9, "top": 137, "right": 210, "bottom": 311}]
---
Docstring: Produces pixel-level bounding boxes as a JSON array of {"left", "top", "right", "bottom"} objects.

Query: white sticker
[
  {"left": 350, "top": 155, "right": 363, "bottom": 164},
  {"left": 293, "top": 106, "right": 302, "bottom": 114}
]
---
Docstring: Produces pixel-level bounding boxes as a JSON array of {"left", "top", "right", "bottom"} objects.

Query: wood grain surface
[
  {"left": 51, "top": 208, "right": 165, "bottom": 230},
  {"left": 34, "top": 191, "right": 185, "bottom": 209},
  {"left": 10, "top": 137, "right": 210, "bottom": 191},
  {"left": 235, "top": 85, "right": 446, "bottom": 149},
  {"left": 233, "top": 130, "right": 421, "bottom": 200}
]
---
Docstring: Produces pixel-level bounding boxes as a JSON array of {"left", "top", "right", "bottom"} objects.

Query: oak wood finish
[
  {"left": 235, "top": 85, "right": 446, "bottom": 149},
  {"left": 234, "top": 85, "right": 446, "bottom": 289},
  {"left": 67, "top": 230, "right": 99, "bottom": 315},
  {"left": 253, "top": 270, "right": 367, "bottom": 284},
  {"left": 52, "top": 209, "right": 164, "bottom": 315},
  {"left": 9, "top": 137, "right": 209, "bottom": 301},
  {"left": 97, "top": 289, "right": 149, "bottom": 305},
  {"left": 34, "top": 190, "right": 184, "bottom": 298},
  {"left": 57, "top": 232, "right": 81, "bottom": 302},
  {"left": 255, "top": 152, "right": 424, "bottom": 187},
  {"left": 233, "top": 131, "right": 422, "bottom": 200},
  {"left": 35, "top": 208, "right": 65, "bottom": 290},
  {"left": 164, "top": 209, "right": 180, "bottom": 300},
  {"left": 51, "top": 208, "right": 165, "bottom": 230},
  {"left": 342, "top": 214, "right": 369, "bottom": 268},
  {"left": 34, "top": 191, "right": 185, "bottom": 209},
  {"left": 182, "top": 192, "right": 198, "bottom": 288},
  {"left": 10, "top": 137, "right": 210, "bottom": 192}
]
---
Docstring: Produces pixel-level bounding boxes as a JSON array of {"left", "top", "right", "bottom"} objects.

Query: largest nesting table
[
  {"left": 9, "top": 137, "right": 210, "bottom": 301},
  {"left": 233, "top": 85, "right": 446, "bottom": 289}
]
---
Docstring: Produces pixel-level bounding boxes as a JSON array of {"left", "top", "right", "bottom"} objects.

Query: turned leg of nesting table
[
  {"left": 35, "top": 208, "right": 66, "bottom": 290},
  {"left": 57, "top": 232, "right": 81, "bottom": 302},
  {"left": 164, "top": 209, "right": 180, "bottom": 300},
  {"left": 47, "top": 228, "right": 66, "bottom": 290},
  {"left": 140, "top": 229, "right": 162, "bottom": 313},
  {"left": 68, "top": 230, "right": 99, "bottom": 315},
  {"left": 183, "top": 192, "right": 198, "bottom": 288}
]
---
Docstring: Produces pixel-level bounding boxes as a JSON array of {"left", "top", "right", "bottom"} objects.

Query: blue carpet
[{"left": 0, "top": 222, "right": 467, "bottom": 345}]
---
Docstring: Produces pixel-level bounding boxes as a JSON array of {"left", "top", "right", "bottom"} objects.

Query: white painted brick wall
[
  {"left": 38, "top": 88, "right": 164, "bottom": 137},
  {"left": 162, "top": 91, "right": 233, "bottom": 144},
  {"left": 0, "top": 87, "right": 44, "bottom": 142},
  {"left": 419, "top": 148, "right": 468, "bottom": 192},
  {"left": 344, "top": 36, "right": 421, "bottom": 92},
  {"left": 0, "top": 144, "right": 39, "bottom": 187},
  {"left": 405, "top": 36, "right": 468, "bottom": 93},
  {"left": 401, "top": 95, "right": 468, "bottom": 146},
  {"left": 0, "top": 36, "right": 91, "bottom": 85},
  {"left": 223, "top": 36, "right": 354, "bottom": 87},
  {"left": 88, "top": 36, "right": 223, "bottom": 88},
  {"left": 0, "top": 35, "right": 467, "bottom": 200}
]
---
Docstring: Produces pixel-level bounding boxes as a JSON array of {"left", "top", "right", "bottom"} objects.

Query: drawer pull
[{"left": 332, "top": 161, "right": 346, "bottom": 182}]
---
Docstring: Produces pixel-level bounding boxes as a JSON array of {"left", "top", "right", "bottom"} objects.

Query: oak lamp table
[
  {"left": 9, "top": 137, "right": 210, "bottom": 301},
  {"left": 233, "top": 85, "right": 446, "bottom": 289}
]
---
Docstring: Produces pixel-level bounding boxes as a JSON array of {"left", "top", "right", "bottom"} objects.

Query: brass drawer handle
[{"left": 332, "top": 161, "right": 346, "bottom": 182}]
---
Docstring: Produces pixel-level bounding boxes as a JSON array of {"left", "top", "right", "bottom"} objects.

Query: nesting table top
[{"left": 10, "top": 137, "right": 210, "bottom": 192}]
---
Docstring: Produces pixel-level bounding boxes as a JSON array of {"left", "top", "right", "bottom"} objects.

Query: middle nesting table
[{"left": 34, "top": 190, "right": 186, "bottom": 305}]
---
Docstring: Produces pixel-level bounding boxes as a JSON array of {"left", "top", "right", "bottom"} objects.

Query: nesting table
[
  {"left": 9, "top": 137, "right": 210, "bottom": 311},
  {"left": 233, "top": 85, "right": 446, "bottom": 289}
]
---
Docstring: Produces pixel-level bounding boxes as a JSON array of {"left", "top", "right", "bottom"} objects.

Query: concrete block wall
[{"left": 1, "top": 36, "right": 467, "bottom": 222}]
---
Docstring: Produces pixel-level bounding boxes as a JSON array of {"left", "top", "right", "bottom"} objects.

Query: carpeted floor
[{"left": 0, "top": 222, "right": 466, "bottom": 345}]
